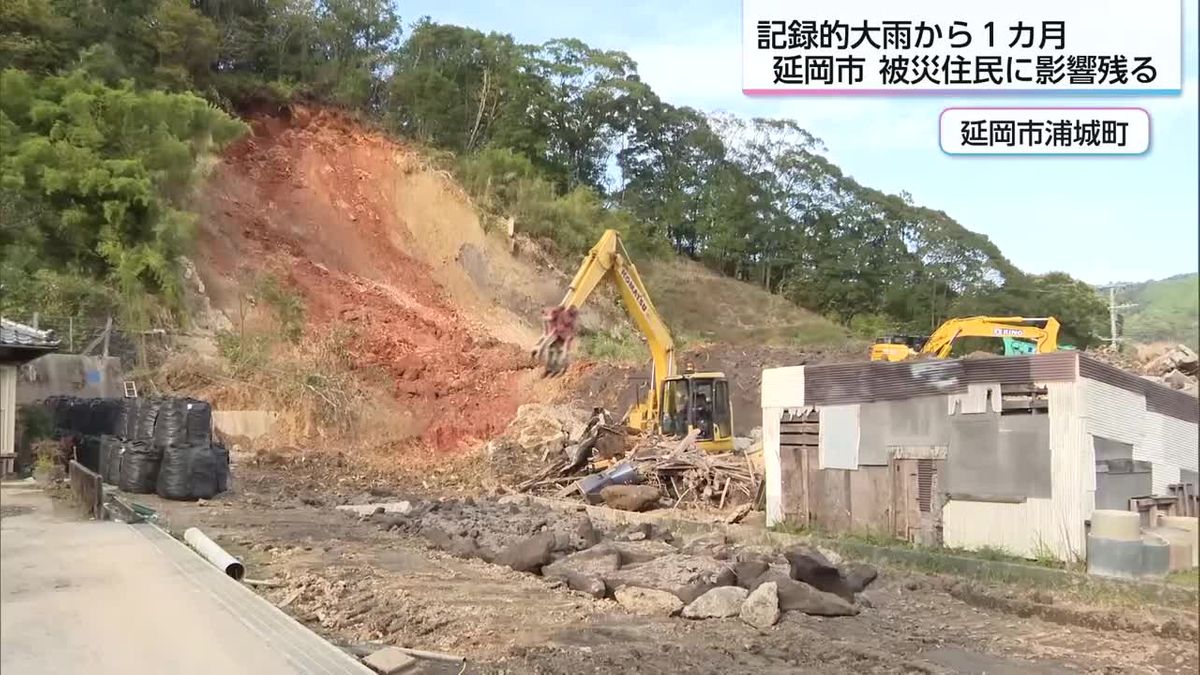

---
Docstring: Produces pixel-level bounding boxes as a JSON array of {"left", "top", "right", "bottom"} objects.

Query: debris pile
[
  {"left": 1090, "top": 343, "right": 1198, "bottom": 396},
  {"left": 491, "top": 405, "right": 763, "bottom": 516},
  {"left": 1139, "top": 344, "right": 1199, "bottom": 395},
  {"left": 348, "top": 496, "right": 876, "bottom": 626}
]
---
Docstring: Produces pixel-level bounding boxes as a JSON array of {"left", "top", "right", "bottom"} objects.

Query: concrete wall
[
  {"left": 1094, "top": 436, "right": 1134, "bottom": 461},
  {"left": 857, "top": 396, "right": 950, "bottom": 465},
  {"left": 1095, "top": 465, "right": 1153, "bottom": 510},
  {"left": 761, "top": 367, "right": 805, "bottom": 526},
  {"left": 212, "top": 410, "right": 278, "bottom": 441},
  {"left": 14, "top": 354, "right": 123, "bottom": 403},
  {"left": 1, "top": 365, "right": 15, "bottom": 456},
  {"left": 944, "top": 411, "right": 1051, "bottom": 501},
  {"left": 944, "top": 380, "right": 1093, "bottom": 561}
]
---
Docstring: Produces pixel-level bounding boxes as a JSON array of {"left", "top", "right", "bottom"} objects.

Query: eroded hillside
[{"left": 187, "top": 106, "right": 847, "bottom": 451}]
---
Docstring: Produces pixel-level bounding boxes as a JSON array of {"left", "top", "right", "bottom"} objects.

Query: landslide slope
[
  {"left": 193, "top": 107, "right": 564, "bottom": 450},
  {"left": 191, "top": 106, "right": 848, "bottom": 449}
]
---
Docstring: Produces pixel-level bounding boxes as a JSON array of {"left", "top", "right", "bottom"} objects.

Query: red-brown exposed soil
[{"left": 194, "top": 108, "right": 531, "bottom": 451}]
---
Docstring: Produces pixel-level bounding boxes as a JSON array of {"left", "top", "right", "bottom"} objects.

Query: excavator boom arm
[
  {"left": 553, "top": 230, "right": 676, "bottom": 410},
  {"left": 921, "top": 316, "right": 1061, "bottom": 358}
]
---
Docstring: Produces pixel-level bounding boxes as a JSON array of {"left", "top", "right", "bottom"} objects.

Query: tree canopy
[{"left": 0, "top": 4, "right": 1109, "bottom": 345}]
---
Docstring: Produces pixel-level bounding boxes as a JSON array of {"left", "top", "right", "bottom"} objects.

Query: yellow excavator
[
  {"left": 870, "top": 316, "right": 1063, "bottom": 362},
  {"left": 532, "top": 230, "right": 735, "bottom": 453}
]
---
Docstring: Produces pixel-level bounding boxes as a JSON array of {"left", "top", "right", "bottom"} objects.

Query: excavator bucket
[{"left": 533, "top": 306, "right": 578, "bottom": 377}]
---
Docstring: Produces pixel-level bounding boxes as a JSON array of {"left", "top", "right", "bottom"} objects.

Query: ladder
[{"left": 123, "top": 381, "right": 138, "bottom": 398}]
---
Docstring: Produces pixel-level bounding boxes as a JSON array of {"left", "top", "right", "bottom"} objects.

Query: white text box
[
  {"left": 743, "top": 0, "right": 1183, "bottom": 94},
  {"left": 939, "top": 108, "right": 1150, "bottom": 155}
]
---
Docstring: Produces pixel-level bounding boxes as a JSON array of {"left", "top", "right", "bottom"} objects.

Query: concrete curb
[{"left": 134, "top": 522, "right": 373, "bottom": 674}]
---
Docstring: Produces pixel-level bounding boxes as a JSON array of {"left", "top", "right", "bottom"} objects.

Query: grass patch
[
  {"left": 1166, "top": 568, "right": 1200, "bottom": 589},
  {"left": 581, "top": 327, "right": 646, "bottom": 363}
]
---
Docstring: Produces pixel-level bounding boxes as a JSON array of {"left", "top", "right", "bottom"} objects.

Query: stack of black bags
[{"left": 44, "top": 396, "right": 230, "bottom": 500}]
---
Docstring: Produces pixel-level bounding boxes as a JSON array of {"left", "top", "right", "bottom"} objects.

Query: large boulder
[
  {"left": 682, "top": 585, "right": 749, "bottom": 619},
  {"left": 679, "top": 533, "right": 733, "bottom": 560},
  {"left": 494, "top": 532, "right": 556, "bottom": 573},
  {"left": 740, "top": 582, "right": 780, "bottom": 629},
  {"left": 604, "top": 553, "right": 736, "bottom": 604},
  {"left": 784, "top": 544, "right": 854, "bottom": 600},
  {"left": 541, "top": 547, "right": 622, "bottom": 598},
  {"left": 607, "top": 540, "right": 679, "bottom": 565},
  {"left": 615, "top": 586, "right": 684, "bottom": 617},
  {"left": 732, "top": 560, "right": 771, "bottom": 589},
  {"left": 841, "top": 562, "right": 879, "bottom": 595},
  {"left": 751, "top": 570, "right": 859, "bottom": 617},
  {"left": 600, "top": 484, "right": 661, "bottom": 512}
]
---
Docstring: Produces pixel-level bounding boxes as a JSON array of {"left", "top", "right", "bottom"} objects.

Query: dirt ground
[{"left": 126, "top": 464, "right": 1199, "bottom": 675}]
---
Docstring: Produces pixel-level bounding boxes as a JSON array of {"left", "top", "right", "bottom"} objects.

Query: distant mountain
[{"left": 1117, "top": 273, "right": 1198, "bottom": 348}]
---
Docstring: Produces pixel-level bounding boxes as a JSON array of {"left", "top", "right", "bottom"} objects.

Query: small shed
[
  {"left": 761, "top": 352, "right": 1199, "bottom": 562},
  {"left": 1, "top": 318, "right": 60, "bottom": 461}
]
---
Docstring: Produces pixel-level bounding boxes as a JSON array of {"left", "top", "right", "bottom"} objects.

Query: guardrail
[{"left": 68, "top": 460, "right": 104, "bottom": 520}]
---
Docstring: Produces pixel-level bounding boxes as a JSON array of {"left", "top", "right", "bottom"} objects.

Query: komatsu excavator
[
  {"left": 869, "top": 316, "right": 1062, "bottom": 362},
  {"left": 533, "top": 230, "right": 735, "bottom": 453}
]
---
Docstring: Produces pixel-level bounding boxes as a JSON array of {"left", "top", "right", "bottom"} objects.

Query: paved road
[{"left": 0, "top": 481, "right": 371, "bottom": 675}]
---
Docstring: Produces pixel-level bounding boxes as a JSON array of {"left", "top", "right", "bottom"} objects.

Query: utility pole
[{"left": 1100, "top": 284, "right": 1136, "bottom": 349}]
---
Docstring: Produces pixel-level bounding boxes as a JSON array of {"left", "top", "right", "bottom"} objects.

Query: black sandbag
[
  {"left": 116, "top": 399, "right": 136, "bottom": 440},
  {"left": 157, "top": 443, "right": 218, "bottom": 501},
  {"left": 213, "top": 443, "right": 230, "bottom": 494},
  {"left": 135, "top": 399, "right": 161, "bottom": 441},
  {"left": 118, "top": 441, "right": 161, "bottom": 493},
  {"left": 103, "top": 437, "right": 125, "bottom": 484},
  {"left": 76, "top": 435, "right": 102, "bottom": 473},
  {"left": 153, "top": 399, "right": 186, "bottom": 447},
  {"left": 95, "top": 398, "right": 122, "bottom": 436},
  {"left": 183, "top": 399, "right": 212, "bottom": 446}
]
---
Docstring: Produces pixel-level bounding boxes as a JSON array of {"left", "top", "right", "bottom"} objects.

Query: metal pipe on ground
[{"left": 183, "top": 527, "right": 245, "bottom": 580}]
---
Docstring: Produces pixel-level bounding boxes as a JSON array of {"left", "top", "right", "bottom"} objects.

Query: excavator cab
[{"left": 659, "top": 370, "right": 734, "bottom": 454}]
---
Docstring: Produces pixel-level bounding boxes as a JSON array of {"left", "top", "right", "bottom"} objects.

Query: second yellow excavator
[
  {"left": 532, "top": 230, "right": 735, "bottom": 453},
  {"left": 870, "top": 316, "right": 1063, "bottom": 362}
]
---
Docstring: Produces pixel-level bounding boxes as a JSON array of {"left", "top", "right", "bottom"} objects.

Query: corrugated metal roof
[
  {"left": 960, "top": 351, "right": 1078, "bottom": 383},
  {"left": 803, "top": 359, "right": 967, "bottom": 406},
  {"left": 803, "top": 353, "right": 1079, "bottom": 407},
  {"left": 0, "top": 318, "right": 60, "bottom": 348}
]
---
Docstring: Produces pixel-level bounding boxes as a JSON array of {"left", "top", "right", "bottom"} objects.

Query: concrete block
[
  {"left": 336, "top": 502, "right": 412, "bottom": 517},
  {"left": 363, "top": 646, "right": 417, "bottom": 674}
]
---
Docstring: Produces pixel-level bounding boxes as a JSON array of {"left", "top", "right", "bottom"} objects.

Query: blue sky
[{"left": 398, "top": 0, "right": 1199, "bottom": 285}]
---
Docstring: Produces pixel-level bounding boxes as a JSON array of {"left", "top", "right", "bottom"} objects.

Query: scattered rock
[
  {"left": 542, "top": 547, "right": 622, "bottom": 597},
  {"left": 600, "top": 484, "right": 661, "bottom": 512},
  {"left": 740, "top": 582, "right": 781, "bottom": 629},
  {"left": 605, "top": 553, "right": 736, "bottom": 604},
  {"left": 752, "top": 570, "right": 859, "bottom": 617},
  {"left": 608, "top": 539, "right": 679, "bottom": 565},
  {"left": 627, "top": 531, "right": 647, "bottom": 541},
  {"left": 680, "top": 533, "right": 732, "bottom": 559},
  {"left": 784, "top": 545, "right": 854, "bottom": 600},
  {"left": 494, "top": 532, "right": 556, "bottom": 573},
  {"left": 615, "top": 586, "right": 684, "bottom": 617},
  {"left": 841, "top": 562, "right": 879, "bottom": 594},
  {"left": 682, "top": 585, "right": 750, "bottom": 619},
  {"left": 732, "top": 560, "right": 771, "bottom": 589},
  {"left": 362, "top": 646, "right": 417, "bottom": 674}
]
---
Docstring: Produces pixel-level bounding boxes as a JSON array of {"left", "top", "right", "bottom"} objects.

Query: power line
[{"left": 1097, "top": 284, "right": 1136, "bottom": 349}]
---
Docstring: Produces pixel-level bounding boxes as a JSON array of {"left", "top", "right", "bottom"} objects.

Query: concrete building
[
  {"left": 0, "top": 319, "right": 60, "bottom": 459},
  {"left": 761, "top": 352, "right": 1199, "bottom": 562}
]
